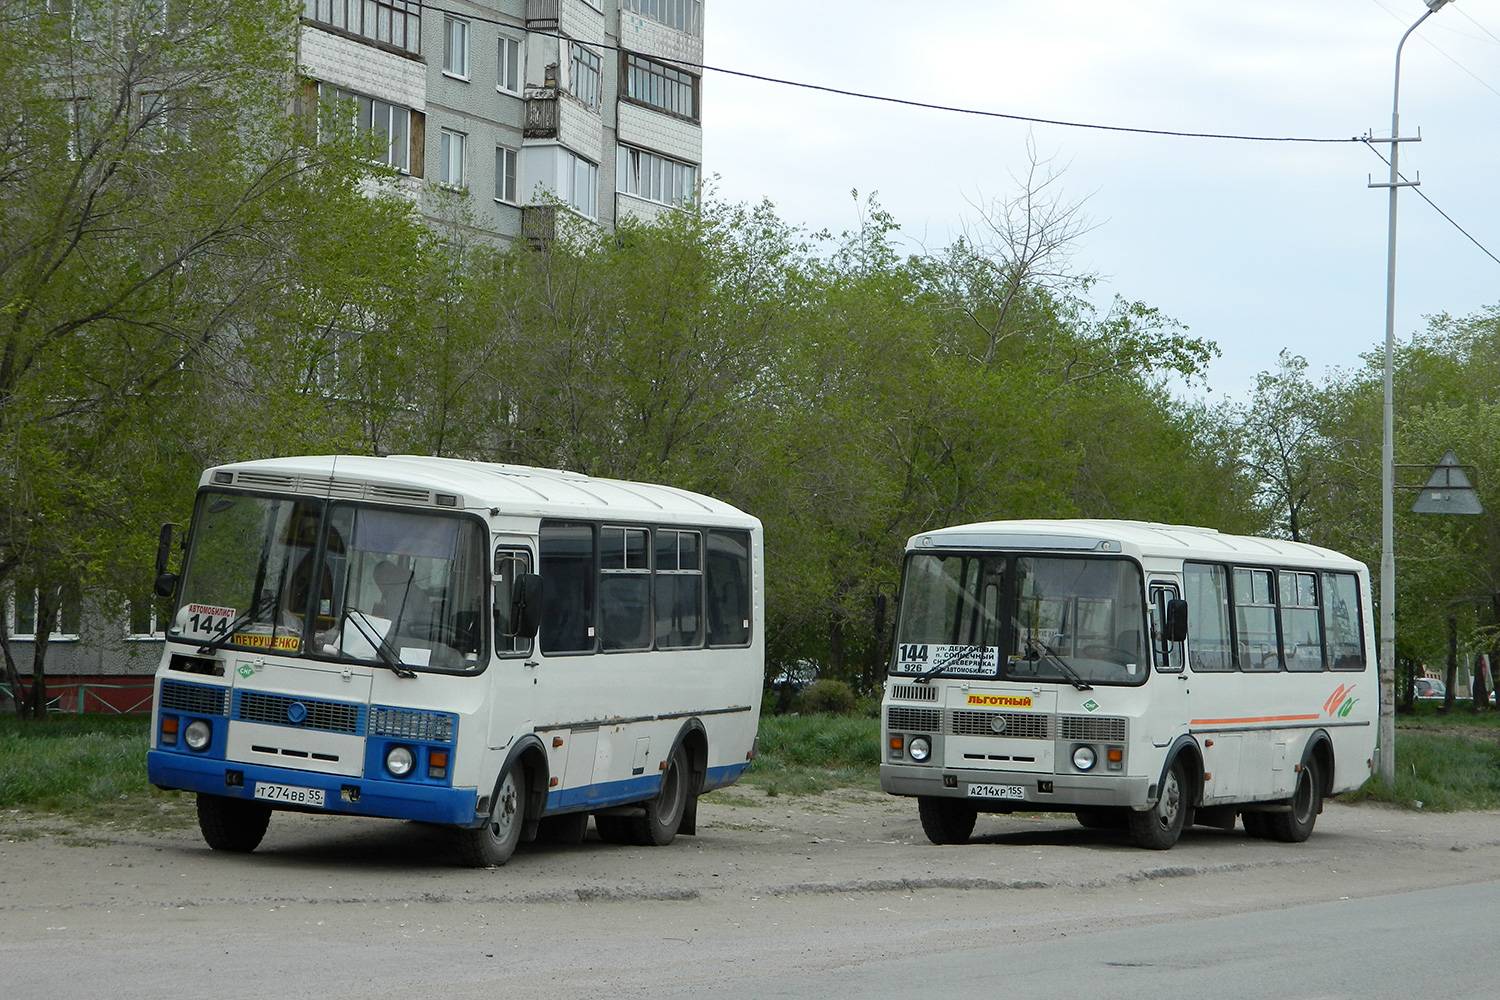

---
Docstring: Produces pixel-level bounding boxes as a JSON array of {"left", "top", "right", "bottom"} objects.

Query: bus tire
[
  {"left": 1241, "top": 810, "right": 1270, "bottom": 838},
  {"left": 1127, "top": 757, "right": 1188, "bottom": 850},
  {"left": 196, "top": 793, "right": 271, "bottom": 853},
  {"left": 455, "top": 767, "right": 525, "bottom": 867},
  {"left": 631, "top": 744, "right": 690, "bottom": 846},
  {"left": 593, "top": 814, "right": 634, "bottom": 844},
  {"left": 917, "top": 796, "right": 977, "bottom": 845},
  {"left": 1267, "top": 759, "right": 1321, "bottom": 843}
]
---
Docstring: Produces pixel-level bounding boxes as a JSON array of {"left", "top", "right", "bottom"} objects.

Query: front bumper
[
  {"left": 148, "top": 750, "right": 480, "bottom": 826},
  {"left": 880, "top": 761, "right": 1151, "bottom": 810}
]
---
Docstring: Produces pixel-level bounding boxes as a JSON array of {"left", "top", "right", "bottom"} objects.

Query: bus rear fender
[
  {"left": 669, "top": 719, "right": 710, "bottom": 836},
  {"left": 1303, "top": 729, "right": 1335, "bottom": 799}
]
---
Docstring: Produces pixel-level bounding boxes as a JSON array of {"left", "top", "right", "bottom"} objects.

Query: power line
[
  {"left": 1362, "top": 140, "right": 1500, "bottom": 267},
  {"left": 412, "top": 2, "right": 1362, "bottom": 144}
]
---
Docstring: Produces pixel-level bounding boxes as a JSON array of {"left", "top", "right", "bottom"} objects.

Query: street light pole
[{"left": 1375, "top": 0, "right": 1450, "bottom": 785}]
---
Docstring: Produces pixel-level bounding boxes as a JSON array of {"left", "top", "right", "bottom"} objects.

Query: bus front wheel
[
  {"left": 1128, "top": 757, "right": 1188, "bottom": 850},
  {"left": 455, "top": 767, "right": 525, "bottom": 867},
  {"left": 917, "top": 796, "right": 977, "bottom": 845},
  {"left": 196, "top": 793, "right": 271, "bottom": 852}
]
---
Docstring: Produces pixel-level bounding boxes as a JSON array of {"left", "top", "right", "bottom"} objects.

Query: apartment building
[{"left": 297, "top": 0, "right": 704, "bottom": 242}]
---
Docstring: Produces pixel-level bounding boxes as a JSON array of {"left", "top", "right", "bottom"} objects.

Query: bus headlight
[
  {"left": 909, "top": 736, "right": 932, "bottom": 762},
  {"left": 386, "top": 746, "right": 415, "bottom": 778},
  {"left": 184, "top": 719, "right": 212, "bottom": 751},
  {"left": 1072, "top": 745, "right": 1097, "bottom": 771}
]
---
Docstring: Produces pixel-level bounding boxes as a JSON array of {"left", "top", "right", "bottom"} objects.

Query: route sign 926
[{"left": 894, "top": 644, "right": 999, "bottom": 678}]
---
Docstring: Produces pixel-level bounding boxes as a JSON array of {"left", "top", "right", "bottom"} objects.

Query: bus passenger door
[
  {"left": 488, "top": 540, "right": 539, "bottom": 751},
  {"left": 1148, "top": 581, "right": 1190, "bottom": 747}
]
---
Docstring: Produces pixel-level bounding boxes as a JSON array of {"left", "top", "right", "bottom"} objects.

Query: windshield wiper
[
  {"left": 910, "top": 644, "right": 986, "bottom": 683},
  {"left": 1022, "top": 638, "right": 1094, "bottom": 691},
  {"left": 337, "top": 611, "right": 417, "bottom": 679}
]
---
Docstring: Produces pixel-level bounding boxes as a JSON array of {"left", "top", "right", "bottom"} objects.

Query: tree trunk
[
  {"left": 0, "top": 614, "right": 29, "bottom": 721},
  {"left": 27, "top": 586, "right": 58, "bottom": 720},
  {"left": 1473, "top": 649, "right": 1490, "bottom": 711},
  {"left": 1440, "top": 616, "right": 1458, "bottom": 715}
]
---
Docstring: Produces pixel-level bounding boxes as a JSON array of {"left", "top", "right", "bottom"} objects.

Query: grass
[
  {"left": 0, "top": 715, "right": 192, "bottom": 833},
  {"left": 5, "top": 706, "right": 1500, "bottom": 831},
  {"left": 741, "top": 712, "right": 880, "bottom": 797}
]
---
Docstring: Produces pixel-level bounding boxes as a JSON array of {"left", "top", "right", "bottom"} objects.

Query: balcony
[{"left": 524, "top": 88, "right": 558, "bottom": 139}]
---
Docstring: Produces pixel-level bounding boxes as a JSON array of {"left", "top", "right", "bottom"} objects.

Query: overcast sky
[{"left": 700, "top": 0, "right": 1500, "bottom": 402}]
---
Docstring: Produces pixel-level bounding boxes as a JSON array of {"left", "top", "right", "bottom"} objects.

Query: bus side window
[
  {"left": 1322, "top": 571, "right": 1366, "bottom": 670},
  {"left": 540, "top": 522, "right": 596, "bottom": 654},
  {"left": 705, "top": 530, "right": 752, "bottom": 647},
  {"left": 1184, "top": 562, "right": 1234, "bottom": 672}
]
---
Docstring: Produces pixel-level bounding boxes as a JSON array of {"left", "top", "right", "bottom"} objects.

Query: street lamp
[{"left": 1375, "top": 0, "right": 1450, "bottom": 785}]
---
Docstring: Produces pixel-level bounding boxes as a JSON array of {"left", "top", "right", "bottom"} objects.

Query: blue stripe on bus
[
  {"left": 543, "top": 761, "right": 752, "bottom": 812},
  {"left": 147, "top": 750, "right": 479, "bottom": 826}
]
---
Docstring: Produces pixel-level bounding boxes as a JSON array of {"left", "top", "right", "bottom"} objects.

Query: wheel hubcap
[{"left": 1157, "top": 772, "right": 1181, "bottom": 829}]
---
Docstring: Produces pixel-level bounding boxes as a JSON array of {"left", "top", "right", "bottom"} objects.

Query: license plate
[
  {"left": 967, "top": 783, "right": 1025, "bottom": 800},
  {"left": 253, "top": 782, "right": 325, "bottom": 808}
]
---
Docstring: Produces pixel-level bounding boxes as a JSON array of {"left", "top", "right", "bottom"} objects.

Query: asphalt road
[{"left": 3, "top": 789, "right": 1498, "bottom": 999}]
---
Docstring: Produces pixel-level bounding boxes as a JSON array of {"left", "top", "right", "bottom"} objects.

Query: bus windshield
[
  {"left": 172, "top": 492, "right": 487, "bottom": 672},
  {"left": 893, "top": 552, "right": 1147, "bottom": 686}
]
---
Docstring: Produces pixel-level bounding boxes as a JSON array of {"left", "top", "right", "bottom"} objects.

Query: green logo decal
[
  {"left": 1083, "top": 699, "right": 1099, "bottom": 713},
  {"left": 238, "top": 663, "right": 255, "bottom": 678}
]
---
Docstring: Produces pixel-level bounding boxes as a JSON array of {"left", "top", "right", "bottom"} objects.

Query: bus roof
[
  {"left": 201, "top": 455, "right": 760, "bottom": 528},
  {"left": 907, "top": 519, "right": 1366, "bottom": 572}
]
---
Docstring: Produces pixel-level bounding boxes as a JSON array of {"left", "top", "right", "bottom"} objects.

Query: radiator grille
[
  {"left": 951, "top": 710, "right": 1052, "bottom": 740},
  {"left": 235, "top": 690, "right": 362, "bottom": 734},
  {"left": 159, "top": 679, "right": 230, "bottom": 717},
  {"left": 1057, "top": 715, "right": 1128, "bottom": 742},
  {"left": 368, "top": 706, "right": 456, "bottom": 743},
  {"left": 887, "top": 684, "right": 939, "bottom": 702},
  {"left": 886, "top": 707, "right": 942, "bottom": 733}
]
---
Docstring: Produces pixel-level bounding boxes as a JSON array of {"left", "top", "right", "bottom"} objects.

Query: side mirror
[
  {"left": 509, "top": 572, "right": 543, "bottom": 640},
  {"left": 1165, "top": 598, "right": 1188, "bottom": 644},
  {"left": 154, "top": 523, "right": 180, "bottom": 597},
  {"left": 873, "top": 592, "right": 888, "bottom": 637}
]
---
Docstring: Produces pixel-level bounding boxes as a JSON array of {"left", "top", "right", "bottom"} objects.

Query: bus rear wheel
[
  {"left": 196, "top": 793, "right": 272, "bottom": 853},
  {"left": 1127, "top": 757, "right": 1188, "bottom": 850},
  {"left": 917, "top": 796, "right": 977, "bottom": 845},
  {"left": 1267, "top": 759, "right": 1322, "bottom": 843},
  {"left": 455, "top": 767, "right": 525, "bottom": 867},
  {"left": 629, "top": 744, "right": 691, "bottom": 846}
]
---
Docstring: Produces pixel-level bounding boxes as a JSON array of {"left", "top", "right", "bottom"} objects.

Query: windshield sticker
[
  {"left": 967, "top": 693, "right": 1033, "bottom": 709},
  {"left": 181, "top": 604, "right": 235, "bottom": 641},
  {"left": 231, "top": 633, "right": 300, "bottom": 651},
  {"left": 895, "top": 644, "right": 999, "bottom": 677}
]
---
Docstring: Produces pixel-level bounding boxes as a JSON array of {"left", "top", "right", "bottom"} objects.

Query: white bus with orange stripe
[{"left": 880, "top": 520, "right": 1375, "bottom": 849}]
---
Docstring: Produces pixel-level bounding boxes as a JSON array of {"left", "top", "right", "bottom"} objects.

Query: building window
[
  {"left": 127, "top": 596, "right": 166, "bottom": 639},
  {"left": 303, "top": 0, "right": 421, "bottom": 55},
  {"left": 616, "top": 145, "right": 697, "bottom": 206},
  {"left": 497, "top": 36, "right": 522, "bottom": 94},
  {"left": 443, "top": 15, "right": 470, "bottom": 79},
  {"left": 494, "top": 146, "right": 518, "bottom": 203},
  {"left": 6, "top": 586, "right": 82, "bottom": 640},
  {"left": 623, "top": 53, "right": 698, "bottom": 121},
  {"left": 560, "top": 150, "right": 597, "bottom": 218},
  {"left": 569, "top": 42, "right": 601, "bottom": 110},
  {"left": 318, "top": 83, "right": 411, "bottom": 173},
  {"left": 623, "top": 0, "right": 702, "bottom": 36},
  {"left": 440, "top": 129, "right": 466, "bottom": 187}
]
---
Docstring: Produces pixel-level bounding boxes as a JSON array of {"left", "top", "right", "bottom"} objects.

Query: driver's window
[
  {"left": 1150, "top": 583, "right": 1185, "bottom": 672},
  {"left": 493, "top": 548, "right": 533, "bottom": 656}
]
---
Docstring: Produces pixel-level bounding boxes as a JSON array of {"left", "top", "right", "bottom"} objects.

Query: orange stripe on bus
[{"left": 1191, "top": 714, "right": 1321, "bottom": 725}]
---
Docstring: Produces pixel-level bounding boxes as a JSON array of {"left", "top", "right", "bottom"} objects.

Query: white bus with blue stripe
[{"left": 147, "top": 455, "right": 762, "bottom": 865}]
